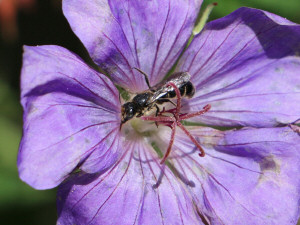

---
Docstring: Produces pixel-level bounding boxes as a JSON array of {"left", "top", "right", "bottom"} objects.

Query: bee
[
  {"left": 121, "top": 68, "right": 211, "bottom": 164},
  {"left": 121, "top": 69, "right": 195, "bottom": 125}
]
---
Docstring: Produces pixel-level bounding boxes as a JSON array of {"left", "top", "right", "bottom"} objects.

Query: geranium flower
[{"left": 18, "top": 0, "right": 300, "bottom": 224}]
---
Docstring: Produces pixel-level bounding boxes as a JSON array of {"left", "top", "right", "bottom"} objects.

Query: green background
[{"left": 0, "top": 0, "right": 299, "bottom": 224}]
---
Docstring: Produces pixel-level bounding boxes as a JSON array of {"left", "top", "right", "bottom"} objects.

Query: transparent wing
[{"left": 149, "top": 72, "right": 191, "bottom": 103}]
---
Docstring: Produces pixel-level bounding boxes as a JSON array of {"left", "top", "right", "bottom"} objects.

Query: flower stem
[{"left": 193, "top": 2, "right": 218, "bottom": 36}]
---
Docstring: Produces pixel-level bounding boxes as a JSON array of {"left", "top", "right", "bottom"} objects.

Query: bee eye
[
  {"left": 126, "top": 105, "right": 136, "bottom": 117},
  {"left": 122, "top": 102, "right": 137, "bottom": 122},
  {"left": 127, "top": 107, "right": 133, "bottom": 115}
]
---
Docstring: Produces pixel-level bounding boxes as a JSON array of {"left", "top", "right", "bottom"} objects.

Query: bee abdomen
[
  {"left": 158, "top": 80, "right": 196, "bottom": 100},
  {"left": 183, "top": 81, "right": 195, "bottom": 98},
  {"left": 162, "top": 81, "right": 195, "bottom": 99}
]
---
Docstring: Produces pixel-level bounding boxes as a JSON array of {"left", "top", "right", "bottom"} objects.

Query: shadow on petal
[
  {"left": 205, "top": 7, "right": 300, "bottom": 59},
  {"left": 24, "top": 78, "right": 116, "bottom": 113}
]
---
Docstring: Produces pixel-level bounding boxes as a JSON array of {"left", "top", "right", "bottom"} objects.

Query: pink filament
[{"left": 141, "top": 81, "right": 211, "bottom": 164}]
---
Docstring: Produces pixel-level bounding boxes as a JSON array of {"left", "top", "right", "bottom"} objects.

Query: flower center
[
  {"left": 120, "top": 87, "right": 211, "bottom": 164},
  {"left": 120, "top": 115, "right": 161, "bottom": 142},
  {"left": 130, "top": 117, "right": 158, "bottom": 136}
]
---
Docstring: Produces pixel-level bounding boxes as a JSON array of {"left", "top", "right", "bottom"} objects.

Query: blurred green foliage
[
  {"left": 0, "top": 0, "right": 299, "bottom": 224},
  {"left": 206, "top": 0, "right": 300, "bottom": 23},
  {"left": 0, "top": 78, "right": 56, "bottom": 225}
]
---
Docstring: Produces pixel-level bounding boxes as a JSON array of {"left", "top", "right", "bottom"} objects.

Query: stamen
[
  {"left": 142, "top": 116, "right": 174, "bottom": 122},
  {"left": 141, "top": 81, "right": 211, "bottom": 164},
  {"left": 179, "top": 104, "right": 211, "bottom": 120},
  {"left": 176, "top": 122, "right": 205, "bottom": 157},
  {"left": 168, "top": 82, "right": 181, "bottom": 120},
  {"left": 160, "top": 123, "right": 176, "bottom": 164}
]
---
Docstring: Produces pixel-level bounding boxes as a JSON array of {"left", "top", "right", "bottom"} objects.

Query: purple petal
[
  {"left": 63, "top": 0, "right": 202, "bottom": 92},
  {"left": 177, "top": 7, "right": 300, "bottom": 127},
  {"left": 18, "top": 45, "right": 121, "bottom": 189},
  {"left": 57, "top": 138, "right": 203, "bottom": 225},
  {"left": 164, "top": 126, "right": 300, "bottom": 224}
]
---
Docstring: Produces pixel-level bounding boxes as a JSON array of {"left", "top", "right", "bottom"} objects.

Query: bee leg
[
  {"left": 132, "top": 67, "right": 152, "bottom": 90},
  {"left": 160, "top": 122, "right": 176, "bottom": 164},
  {"left": 168, "top": 100, "right": 176, "bottom": 107},
  {"left": 155, "top": 104, "right": 160, "bottom": 116},
  {"left": 136, "top": 113, "right": 143, "bottom": 117},
  {"left": 154, "top": 104, "right": 160, "bottom": 128}
]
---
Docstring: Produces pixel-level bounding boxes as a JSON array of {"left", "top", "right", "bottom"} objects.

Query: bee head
[{"left": 121, "top": 102, "right": 138, "bottom": 124}]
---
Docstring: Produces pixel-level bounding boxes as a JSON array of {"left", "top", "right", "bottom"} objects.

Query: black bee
[{"left": 121, "top": 69, "right": 195, "bottom": 124}]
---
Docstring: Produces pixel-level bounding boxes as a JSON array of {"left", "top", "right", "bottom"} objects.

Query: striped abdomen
[{"left": 161, "top": 81, "right": 195, "bottom": 99}]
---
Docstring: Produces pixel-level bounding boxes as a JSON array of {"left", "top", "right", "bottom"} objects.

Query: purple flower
[{"left": 18, "top": 0, "right": 300, "bottom": 224}]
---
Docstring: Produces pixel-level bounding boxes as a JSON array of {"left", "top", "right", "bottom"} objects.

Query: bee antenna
[{"left": 132, "top": 67, "right": 151, "bottom": 89}]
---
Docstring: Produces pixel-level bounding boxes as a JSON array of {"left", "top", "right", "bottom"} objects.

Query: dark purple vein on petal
[
  {"left": 82, "top": 17, "right": 135, "bottom": 86},
  {"left": 150, "top": 154, "right": 185, "bottom": 225},
  {"left": 156, "top": 0, "right": 190, "bottom": 77},
  {"left": 58, "top": 128, "right": 120, "bottom": 185},
  {"left": 172, "top": 155, "right": 225, "bottom": 225},
  {"left": 132, "top": 141, "right": 146, "bottom": 225},
  {"left": 218, "top": 140, "right": 292, "bottom": 147},
  {"left": 197, "top": 24, "right": 279, "bottom": 87},
  {"left": 56, "top": 72, "right": 114, "bottom": 108},
  {"left": 190, "top": 11, "right": 261, "bottom": 78},
  {"left": 108, "top": 1, "right": 141, "bottom": 71},
  {"left": 70, "top": 142, "right": 132, "bottom": 210},
  {"left": 188, "top": 115, "right": 245, "bottom": 126},
  {"left": 38, "top": 48, "right": 119, "bottom": 101},
  {"left": 192, "top": 92, "right": 300, "bottom": 106},
  {"left": 206, "top": 110, "right": 298, "bottom": 117},
  {"left": 81, "top": 128, "right": 120, "bottom": 165},
  {"left": 205, "top": 153, "right": 262, "bottom": 175},
  {"left": 179, "top": 153, "right": 262, "bottom": 219},
  {"left": 111, "top": 0, "right": 137, "bottom": 85},
  {"left": 142, "top": 147, "right": 165, "bottom": 225},
  {"left": 126, "top": 3, "right": 141, "bottom": 69},
  {"left": 191, "top": 58, "right": 281, "bottom": 102},
  {"left": 100, "top": 49, "right": 134, "bottom": 85},
  {"left": 53, "top": 47, "right": 119, "bottom": 100},
  {"left": 201, "top": 183, "right": 226, "bottom": 225},
  {"left": 186, "top": 30, "right": 212, "bottom": 73},
  {"left": 199, "top": 36, "right": 258, "bottom": 86},
  {"left": 192, "top": 20, "right": 243, "bottom": 79},
  {"left": 45, "top": 103, "right": 117, "bottom": 114},
  {"left": 88, "top": 148, "right": 134, "bottom": 224},
  {"left": 102, "top": 33, "right": 137, "bottom": 88},
  {"left": 64, "top": 128, "right": 119, "bottom": 169},
  {"left": 149, "top": 0, "right": 171, "bottom": 82},
  {"left": 31, "top": 120, "right": 118, "bottom": 153},
  {"left": 94, "top": 74, "right": 120, "bottom": 100},
  {"left": 172, "top": 157, "right": 209, "bottom": 224},
  {"left": 205, "top": 170, "right": 257, "bottom": 218},
  {"left": 123, "top": 4, "right": 138, "bottom": 86},
  {"left": 38, "top": 48, "right": 108, "bottom": 81}
]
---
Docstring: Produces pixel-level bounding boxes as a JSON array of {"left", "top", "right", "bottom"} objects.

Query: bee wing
[
  {"left": 164, "top": 72, "right": 191, "bottom": 85},
  {"left": 149, "top": 72, "right": 192, "bottom": 103},
  {"left": 149, "top": 86, "right": 171, "bottom": 103},
  {"left": 152, "top": 72, "right": 191, "bottom": 90}
]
